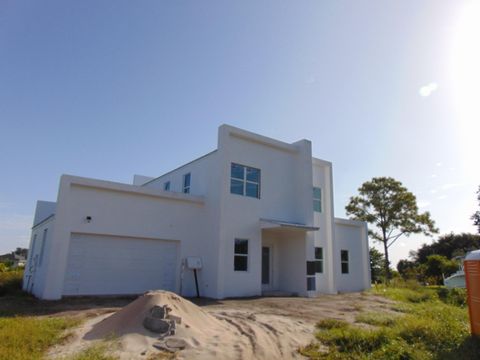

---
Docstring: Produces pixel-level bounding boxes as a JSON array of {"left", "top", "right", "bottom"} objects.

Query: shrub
[
  {"left": 0, "top": 270, "right": 24, "bottom": 296},
  {"left": 436, "top": 287, "right": 467, "bottom": 307}
]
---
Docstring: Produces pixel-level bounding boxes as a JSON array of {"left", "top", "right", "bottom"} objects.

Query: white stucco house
[{"left": 23, "top": 125, "right": 370, "bottom": 300}]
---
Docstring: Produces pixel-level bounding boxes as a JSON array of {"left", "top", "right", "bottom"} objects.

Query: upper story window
[
  {"left": 341, "top": 250, "right": 349, "bottom": 274},
  {"left": 230, "top": 163, "right": 260, "bottom": 199},
  {"left": 315, "top": 247, "right": 323, "bottom": 273},
  {"left": 163, "top": 181, "right": 170, "bottom": 191},
  {"left": 183, "top": 173, "right": 191, "bottom": 194},
  {"left": 234, "top": 239, "right": 249, "bottom": 271},
  {"left": 313, "top": 187, "right": 322, "bottom": 212}
]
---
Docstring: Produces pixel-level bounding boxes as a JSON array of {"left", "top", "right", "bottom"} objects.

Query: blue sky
[{"left": 1, "top": 1, "right": 479, "bottom": 266}]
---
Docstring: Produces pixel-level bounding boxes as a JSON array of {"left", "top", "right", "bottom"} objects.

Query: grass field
[{"left": 301, "top": 284, "right": 480, "bottom": 359}]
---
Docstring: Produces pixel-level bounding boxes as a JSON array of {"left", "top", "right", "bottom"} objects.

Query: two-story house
[{"left": 23, "top": 125, "right": 370, "bottom": 300}]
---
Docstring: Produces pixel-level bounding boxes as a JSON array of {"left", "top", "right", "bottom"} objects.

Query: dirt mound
[
  {"left": 85, "top": 290, "right": 225, "bottom": 340},
  {"left": 84, "top": 290, "right": 235, "bottom": 358},
  {"left": 55, "top": 291, "right": 313, "bottom": 359}
]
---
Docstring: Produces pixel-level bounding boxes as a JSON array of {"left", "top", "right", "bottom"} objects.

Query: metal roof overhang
[{"left": 260, "top": 218, "right": 319, "bottom": 231}]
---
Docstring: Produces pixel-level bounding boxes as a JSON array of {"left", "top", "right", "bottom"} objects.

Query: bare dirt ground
[{"left": 36, "top": 292, "right": 395, "bottom": 359}]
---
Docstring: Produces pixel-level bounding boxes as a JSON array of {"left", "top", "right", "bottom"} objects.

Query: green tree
[
  {"left": 397, "top": 259, "right": 417, "bottom": 280},
  {"left": 346, "top": 177, "right": 438, "bottom": 279},
  {"left": 472, "top": 186, "right": 480, "bottom": 233},
  {"left": 369, "top": 248, "right": 385, "bottom": 283},
  {"left": 412, "top": 233, "right": 480, "bottom": 264},
  {"left": 424, "top": 254, "right": 458, "bottom": 285}
]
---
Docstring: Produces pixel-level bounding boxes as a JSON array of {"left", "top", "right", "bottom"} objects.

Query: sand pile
[
  {"left": 84, "top": 290, "right": 234, "bottom": 358},
  {"left": 53, "top": 291, "right": 313, "bottom": 359}
]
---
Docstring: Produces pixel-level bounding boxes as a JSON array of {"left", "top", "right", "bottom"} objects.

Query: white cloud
[
  {"left": 437, "top": 195, "right": 448, "bottom": 200},
  {"left": 305, "top": 77, "right": 316, "bottom": 84},
  {"left": 436, "top": 162, "right": 443, "bottom": 167},
  {"left": 419, "top": 82, "right": 438, "bottom": 97},
  {"left": 430, "top": 174, "right": 438, "bottom": 178}
]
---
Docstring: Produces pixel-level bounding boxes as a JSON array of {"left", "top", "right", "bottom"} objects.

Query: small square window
[
  {"left": 234, "top": 256, "right": 248, "bottom": 271},
  {"left": 245, "top": 182, "right": 259, "bottom": 198},
  {"left": 307, "top": 277, "right": 316, "bottom": 291},
  {"left": 234, "top": 239, "right": 248, "bottom": 254},
  {"left": 230, "top": 179, "right": 244, "bottom": 195},
  {"left": 164, "top": 181, "right": 170, "bottom": 191},
  {"left": 246, "top": 167, "right": 260, "bottom": 182},
  {"left": 315, "top": 247, "right": 323, "bottom": 273},
  {"left": 306, "top": 261, "right": 316, "bottom": 276},
  {"left": 231, "top": 163, "right": 244, "bottom": 180}
]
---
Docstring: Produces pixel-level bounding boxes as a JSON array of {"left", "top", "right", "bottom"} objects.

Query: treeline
[{"left": 396, "top": 233, "right": 480, "bottom": 285}]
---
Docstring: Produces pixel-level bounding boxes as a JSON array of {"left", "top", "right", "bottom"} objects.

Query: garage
[{"left": 63, "top": 234, "right": 178, "bottom": 296}]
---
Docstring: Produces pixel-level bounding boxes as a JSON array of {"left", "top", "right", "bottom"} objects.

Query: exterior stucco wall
[
  {"left": 334, "top": 219, "right": 371, "bottom": 292},
  {"left": 216, "top": 125, "right": 314, "bottom": 298},
  {"left": 23, "top": 216, "right": 55, "bottom": 298},
  {"left": 312, "top": 159, "right": 337, "bottom": 294},
  {"left": 40, "top": 176, "right": 218, "bottom": 300}
]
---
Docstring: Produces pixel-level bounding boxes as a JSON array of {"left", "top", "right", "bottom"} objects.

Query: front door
[{"left": 262, "top": 246, "right": 271, "bottom": 290}]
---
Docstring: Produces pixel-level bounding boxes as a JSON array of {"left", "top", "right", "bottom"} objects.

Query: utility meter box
[
  {"left": 186, "top": 257, "right": 202, "bottom": 270},
  {"left": 464, "top": 250, "right": 480, "bottom": 335}
]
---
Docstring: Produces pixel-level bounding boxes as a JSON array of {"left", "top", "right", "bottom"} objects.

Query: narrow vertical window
[
  {"left": 306, "top": 261, "right": 316, "bottom": 290},
  {"left": 234, "top": 239, "right": 249, "bottom": 271},
  {"left": 315, "top": 247, "right": 323, "bottom": 273},
  {"left": 164, "top": 181, "right": 170, "bottom": 191},
  {"left": 183, "top": 173, "right": 191, "bottom": 194},
  {"left": 313, "top": 187, "right": 322, "bottom": 212},
  {"left": 39, "top": 229, "right": 47, "bottom": 267},
  {"left": 230, "top": 163, "right": 260, "bottom": 198},
  {"left": 341, "top": 250, "right": 349, "bottom": 274}
]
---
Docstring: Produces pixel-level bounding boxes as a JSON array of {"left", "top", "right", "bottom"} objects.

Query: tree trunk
[
  {"left": 382, "top": 228, "right": 391, "bottom": 281},
  {"left": 383, "top": 240, "right": 391, "bottom": 281}
]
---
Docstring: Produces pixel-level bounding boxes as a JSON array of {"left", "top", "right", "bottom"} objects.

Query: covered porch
[{"left": 260, "top": 218, "right": 319, "bottom": 297}]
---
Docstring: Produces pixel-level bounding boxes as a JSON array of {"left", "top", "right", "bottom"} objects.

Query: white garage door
[{"left": 63, "top": 234, "right": 178, "bottom": 296}]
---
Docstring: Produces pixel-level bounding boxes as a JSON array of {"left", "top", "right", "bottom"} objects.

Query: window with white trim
[
  {"left": 315, "top": 247, "right": 323, "bottom": 273},
  {"left": 341, "top": 250, "right": 349, "bottom": 274},
  {"left": 234, "top": 239, "right": 248, "bottom": 271},
  {"left": 313, "top": 187, "right": 322, "bottom": 212},
  {"left": 230, "top": 163, "right": 260, "bottom": 198},
  {"left": 183, "top": 173, "right": 191, "bottom": 194},
  {"left": 164, "top": 181, "right": 170, "bottom": 191}
]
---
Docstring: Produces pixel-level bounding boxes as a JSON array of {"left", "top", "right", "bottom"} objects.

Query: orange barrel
[{"left": 464, "top": 250, "right": 480, "bottom": 336}]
